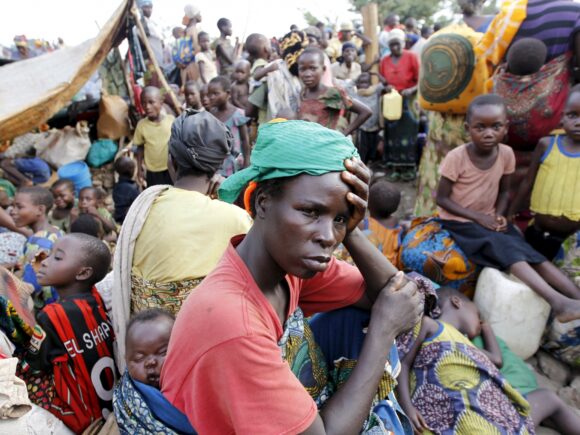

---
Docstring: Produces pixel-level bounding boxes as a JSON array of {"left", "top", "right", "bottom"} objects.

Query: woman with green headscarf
[{"left": 162, "top": 119, "right": 422, "bottom": 434}]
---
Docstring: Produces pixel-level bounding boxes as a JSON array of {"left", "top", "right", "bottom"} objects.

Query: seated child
[
  {"left": 353, "top": 72, "right": 384, "bottom": 163},
  {"left": 397, "top": 287, "right": 580, "bottom": 435},
  {"left": 22, "top": 233, "right": 116, "bottom": 433},
  {"left": 436, "top": 94, "right": 580, "bottom": 322},
  {"left": 208, "top": 76, "right": 250, "bottom": 175},
  {"left": 78, "top": 187, "right": 116, "bottom": 237},
  {"left": 297, "top": 47, "right": 372, "bottom": 136},
  {"left": 113, "top": 309, "right": 195, "bottom": 434},
  {"left": 231, "top": 59, "right": 250, "bottom": 110},
  {"left": 48, "top": 179, "right": 76, "bottom": 233},
  {"left": 10, "top": 187, "right": 63, "bottom": 305},
  {"left": 196, "top": 32, "right": 218, "bottom": 85},
  {"left": 183, "top": 80, "right": 203, "bottom": 111},
  {"left": 510, "top": 84, "right": 580, "bottom": 260},
  {"left": 0, "top": 148, "right": 51, "bottom": 187},
  {"left": 112, "top": 157, "right": 140, "bottom": 225},
  {"left": 134, "top": 86, "right": 174, "bottom": 187}
]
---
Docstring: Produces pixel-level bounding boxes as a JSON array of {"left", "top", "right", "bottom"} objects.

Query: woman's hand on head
[{"left": 341, "top": 157, "right": 370, "bottom": 232}]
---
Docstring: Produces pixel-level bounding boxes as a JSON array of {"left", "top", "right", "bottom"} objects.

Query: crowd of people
[{"left": 0, "top": 0, "right": 580, "bottom": 433}]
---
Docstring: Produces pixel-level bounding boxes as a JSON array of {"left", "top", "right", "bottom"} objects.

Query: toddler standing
[
  {"left": 231, "top": 59, "right": 250, "bottom": 110},
  {"left": 208, "top": 76, "right": 250, "bottom": 175},
  {"left": 196, "top": 32, "right": 218, "bottom": 86}
]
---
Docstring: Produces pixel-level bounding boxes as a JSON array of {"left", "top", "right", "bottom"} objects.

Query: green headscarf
[{"left": 218, "top": 120, "right": 359, "bottom": 203}]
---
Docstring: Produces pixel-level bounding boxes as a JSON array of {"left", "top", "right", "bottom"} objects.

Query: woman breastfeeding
[{"left": 162, "top": 119, "right": 423, "bottom": 434}]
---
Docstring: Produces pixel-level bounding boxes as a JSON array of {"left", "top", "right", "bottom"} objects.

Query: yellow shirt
[
  {"left": 132, "top": 188, "right": 252, "bottom": 282},
  {"left": 133, "top": 115, "right": 174, "bottom": 172},
  {"left": 530, "top": 135, "right": 580, "bottom": 221}
]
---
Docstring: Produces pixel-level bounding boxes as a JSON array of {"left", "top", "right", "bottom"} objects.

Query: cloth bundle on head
[
  {"left": 218, "top": 120, "right": 359, "bottom": 203},
  {"left": 280, "top": 31, "right": 309, "bottom": 76},
  {"left": 388, "top": 29, "right": 405, "bottom": 45},
  {"left": 169, "top": 109, "right": 233, "bottom": 175},
  {"left": 13, "top": 35, "right": 27, "bottom": 47},
  {"left": 184, "top": 3, "right": 200, "bottom": 19},
  {"left": 137, "top": 0, "right": 153, "bottom": 7}
]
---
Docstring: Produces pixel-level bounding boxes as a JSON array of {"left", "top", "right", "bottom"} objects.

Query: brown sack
[{"left": 97, "top": 95, "right": 129, "bottom": 140}]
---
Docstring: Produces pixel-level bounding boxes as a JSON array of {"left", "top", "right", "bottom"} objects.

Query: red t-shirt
[
  {"left": 379, "top": 50, "right": 419, "bottom": 92},
  {"left": 161, "top": 235, "right": 366, "bottom": 434}
]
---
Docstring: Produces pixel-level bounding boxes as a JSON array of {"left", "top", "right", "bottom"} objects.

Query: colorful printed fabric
[
  {"left": 293, "top": 307, "right": 412, "bottom": 434},
  {"left": 0, "top": 295, "right": 33, "bottom": 346},
  {"left": 130, "top": 274, "right": 203, "bottom": 316},
  {"left": 410, "top": 321, "right": 533, "bottom": 434},
  {"left": 172, "top": 36, "right": 195, "bottom": 65},
  {"left": 543, "top": 232, "right": 580, "bottom": 367},
  {"left": 493, "top": 54, "right": 572, "bottom": 151},
  {"left": 220, "top": 108, "right": 250, "bottom": 177},
  {"left": 0, "top": 232, "right": 26, "bottom": 268},
  {"left": 298, "top": 86, "right": 353, "bottom": 133},
  {"left": 414, "top": 113, "right": 469, "bottom": 217},
  {"left": 113, "top": 371, "right": 196, "bottom": 435},
  {"left": 399, "top": 218, "right": 480, "bottom": 297}
]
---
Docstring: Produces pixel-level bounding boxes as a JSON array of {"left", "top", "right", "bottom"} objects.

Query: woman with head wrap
[
  {"left": 162, "top": 119, "right": 423, "bottom": 434},
  {"left": 112, "top": 110, "right": 252, "bottom": 371},
  {"left": 379, "top": 29, "right": 420, "bottom": 181}
]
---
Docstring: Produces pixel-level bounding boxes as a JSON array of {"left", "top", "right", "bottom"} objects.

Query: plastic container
[
  {"left": 57, "top": 160, "right": 92, "bottom": 195},
  {"left": 382, "top": 90, "right": 403, "bottom": 121},
  {"left": 474, "top": 267, "right": 550, "bottom": 360}
]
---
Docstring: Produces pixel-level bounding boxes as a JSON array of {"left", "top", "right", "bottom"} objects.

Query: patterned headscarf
[
  {"left": 279, "top": 30, "right": 309, "bottom": 77},
  {"left": 218, "top": 119, "right": 358, "bottom": 204}
]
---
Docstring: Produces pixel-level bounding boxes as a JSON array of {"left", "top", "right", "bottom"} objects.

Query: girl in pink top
[{"left": 436, "top": 94, "right": 580, "bottom": 323}]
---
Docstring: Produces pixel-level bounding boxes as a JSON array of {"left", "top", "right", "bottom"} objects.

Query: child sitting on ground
[
  {"left": 509, "top": 84, "right": 580, "bottom": 260},
  {"left": 353, "top": 72, "right": 384, "bottom": 163},
  {"left": 22, "top": 233, "right": 116, "bottom": 433},
  {"left": 10, "top": 187, "right": 63, "bottom": 305},
  {"left": 231, "top": 59, "right": 250, "bottom": 110},
  {"left": 183, "top": 80, "right": 203, "bottom": 111},
  {"left": 397, "top": 287, "right": 580, "bottom": 435},
  {"left": 297, "top": 47, "right": 371, "bottom": 136},
  {"left": 78, "top": 187, "right": 117, "bottom": 239},
  {"left": 113, "top": 309, "right": 195, "bottom": 434},
  {"left": 48, "top": 179, "right": 76, "bottom": 233},
  {"left": 112, "top": 157, "right": 140, "bottom": 225},
  {"left": 196, "top": 32, "right": 218, "bottom": 86},
  {"left": 0, "top": 148, "right": 51, "bottom": 187},
  {"left": 436, "top": 94, "right": 580, "bottom": 322},
  {"left": 134, "top": 86, "right": 174, "bottom": 187},
  {"left": 208, "top": 76, "right": 250, "bottom": 175}
]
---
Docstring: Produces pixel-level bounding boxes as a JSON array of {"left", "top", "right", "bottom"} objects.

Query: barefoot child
[
  {"left": 135, "top": 87, "right": 174, "bottom": 187},
  {"left": 22, "top": 234, "right": 116, "bottom": 433},
  {"left": 113, "top": 308, "right": 195, "bottom": 433},
  {"left": 48, "top": 179, "right": 76, "bottom": 233},
  {"left": 208, "top": 76, "right": 250, "bottom": 175},
  {"left": 112, "top": 157, "right": 140, "bottom": 225},
  {"left": 436, "top": 94, "right": 580, "bottom": 322},
  {"left": 297, "top": 47, "right": 372, "bottom": 136},
  {"left": 215, "top": 18, "right": 237, "bottom": 78},
  {"left": 10, "top": 187, "right": 63, "bottom": 305},
  {"left": 397, "top": 287, "right": 580, "bottom": 435},
  {"left": 510, "top": 84, "right": 580, "bottom": 260},
  {"left": 231, "top": 59, "right": 250, "bottom": 110},
  {"left": 78, "top": 187, "right": 117, "bottom": 237}
]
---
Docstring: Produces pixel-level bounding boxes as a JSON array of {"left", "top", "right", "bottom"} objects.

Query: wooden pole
[
  {"left": 361, "top": 3, "right": 379, "bottom": 84},
  {"left": 131, "top": 4, "right": 182, "bottom": 115}
]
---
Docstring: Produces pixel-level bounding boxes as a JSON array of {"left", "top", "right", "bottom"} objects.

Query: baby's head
[
  {"left": 172, "top": 26, "right": 185, "bottom": 39},
  {"left": 562, "top": 84, "right": 580, "bottom": 141},
  {"left": 245, "top": 33, "right": 271, "bottom": 61},
  {"left": 368, "top": 178, "right": 401, "bottom": 221},
  {"left": 437, "top": 286, "right": 481, "bottom": 339},
  {"left": 125, "top": 308, "right": 175, "bottom": 389},
  {"left": 10, "top": 186, "right": 53, "bottom": 228},
  {"left": 114, "top": 156, "right": 136, "bottom": 179},
  {"left": 233, "top": 59, "right": 250, "bottom": 85},
  {"left": 51, "top": 179, "right": 76, "bottom": 210},
  {"left": 506, "top": 38, "right": 546, "bottom": 76},
  {"left": 37, "top": 233, "right": 111, "bottom": 292},
  {"left": 70, "top": 213, "right": 104, "bottom": 239}
]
